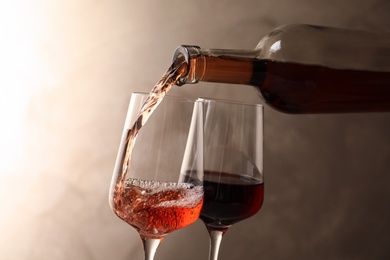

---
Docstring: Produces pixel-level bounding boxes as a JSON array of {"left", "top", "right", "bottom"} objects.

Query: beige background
[{"left": 1, "top": 0, "right": 390, "bottom": 259}]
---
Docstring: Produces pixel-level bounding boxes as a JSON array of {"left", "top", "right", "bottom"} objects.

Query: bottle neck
[{"left": 172, "top": 45, "right": 259, "bottom": 86}]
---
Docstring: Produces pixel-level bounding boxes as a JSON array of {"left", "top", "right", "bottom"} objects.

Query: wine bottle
[{"left": 172, "top": 24, "right": 390, "bottom": 114}]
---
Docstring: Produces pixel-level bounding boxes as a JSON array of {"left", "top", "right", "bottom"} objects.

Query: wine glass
[
  {"left": 109, "top": 92, "right": 204, "bottom": 260},
  {"left": 200, "top": 98, "right": 264, "bottom": 260}
]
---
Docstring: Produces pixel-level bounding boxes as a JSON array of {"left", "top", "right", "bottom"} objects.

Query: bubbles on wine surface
[{"left": 124, "top": 178, "right": 203, "bottom": 208}]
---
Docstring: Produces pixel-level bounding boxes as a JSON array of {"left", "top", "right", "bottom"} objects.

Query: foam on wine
[{"left": 124, "top": 179, "right": 203, "bottom": 208}]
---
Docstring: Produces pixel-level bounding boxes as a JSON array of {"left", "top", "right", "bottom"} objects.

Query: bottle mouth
[
  {"left": 172, "top": 45, "right": 202, "bottom": 86},
  {"left": 173, "top": 45, "right": 202, "bottom": 64}
]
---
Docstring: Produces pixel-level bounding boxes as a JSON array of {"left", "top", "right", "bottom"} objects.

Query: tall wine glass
[
  {"left": 109, "top": 92, "right": 204, "bottom": 260},
  {"left": 200, "top": 98, "right": 264, "bottom": 260}
]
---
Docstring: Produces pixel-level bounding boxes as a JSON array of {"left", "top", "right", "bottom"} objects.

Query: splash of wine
[{"left": 115, "top": 55, "right": 187, "bottom": 196}]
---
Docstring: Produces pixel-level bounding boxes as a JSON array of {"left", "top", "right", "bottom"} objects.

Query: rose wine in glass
[
  {"left": 200, "top": 98, "right": 264, "bottom": 260},
  {"left": 109, "top": 91, "right": 204, "bottom": 260}
]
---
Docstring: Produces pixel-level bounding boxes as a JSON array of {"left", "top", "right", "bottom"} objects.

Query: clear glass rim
[
  {"left": 132, "top": 92, "right": 263, "bottom": 108},
  {"left": 131, "top": 91, "right": 199, "bottom": 103},
  {"left": 198, "top": 96, "right": 264, "bottom": 109}
]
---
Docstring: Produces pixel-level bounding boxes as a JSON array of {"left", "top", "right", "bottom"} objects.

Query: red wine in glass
[{"left": 200, "top": 171, "right": 264, "bottom": 232}]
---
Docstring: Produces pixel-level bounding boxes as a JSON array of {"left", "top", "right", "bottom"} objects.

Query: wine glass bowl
[
  {"left": 109, "top": 92, "right": 204, "bottom": 259},
  {"left": 200, "top": 98, "right": 264, "bottom": 260}
]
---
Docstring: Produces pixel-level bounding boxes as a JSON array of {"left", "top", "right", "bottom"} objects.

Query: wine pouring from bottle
[{"left": 172, "top": 24, "right": 390, "bottom": 114}]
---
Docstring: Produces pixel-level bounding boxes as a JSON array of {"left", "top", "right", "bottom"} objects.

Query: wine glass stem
[
  {"left": 141, "top": 237, "right": 162, "bottom": 260},
  {"left": 208, "top": 230, "right": 224, "bottom": 260}
]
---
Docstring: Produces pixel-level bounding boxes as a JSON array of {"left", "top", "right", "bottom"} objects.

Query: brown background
[{"left": 1, "top": 0, "right": 390, "bottom": 259}]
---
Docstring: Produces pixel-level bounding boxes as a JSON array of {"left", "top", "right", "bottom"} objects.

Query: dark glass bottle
[{"left": 172, "top": 24, "right": 390, "bottom": 114}]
